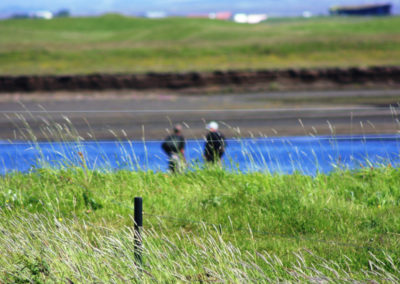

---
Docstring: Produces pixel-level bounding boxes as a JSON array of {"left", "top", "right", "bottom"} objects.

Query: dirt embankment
[{"left": 1, "top": 66, "right": 400, "bottom": 93}]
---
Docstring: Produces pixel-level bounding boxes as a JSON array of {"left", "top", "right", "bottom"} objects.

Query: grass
[
  {"left": 0, "top": 14, "right": 400, "bottom": 75},
  {"left": 0, "top": 166, "right": 400, "bottom": 282}
]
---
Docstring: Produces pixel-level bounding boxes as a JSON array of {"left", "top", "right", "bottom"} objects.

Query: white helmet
[{"left": 206, "top": 121, "right": 219, "bottom": 131}]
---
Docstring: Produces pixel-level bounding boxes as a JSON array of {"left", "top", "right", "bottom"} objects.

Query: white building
[
  {"left": 233, "top": 13, "right": 267, "bottom": 24},
  {"left": 31, "top": 11, "right": 53, "bottom": 20}
]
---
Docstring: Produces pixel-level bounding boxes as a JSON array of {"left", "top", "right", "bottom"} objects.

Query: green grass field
[
  {"left": 1, "top": 166, "right": 399, "bottom": 282},
  {"left": 0, "top": 15, "right": 400, "bottom": 75}
]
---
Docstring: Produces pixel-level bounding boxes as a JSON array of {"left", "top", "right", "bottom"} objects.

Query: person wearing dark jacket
[
  {"left": 204, "top": 121, "right": 226, "bottom": 163},
  {"left": 161, "top": 124, "right": 186, "bottom": 172}
]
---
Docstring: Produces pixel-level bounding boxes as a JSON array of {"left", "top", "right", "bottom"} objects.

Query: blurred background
[{"left": 1, "top": 0, "right": 399, "bottom": 18}]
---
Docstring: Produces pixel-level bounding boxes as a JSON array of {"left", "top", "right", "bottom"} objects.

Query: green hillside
[{"left": 0, "top": 14, "right": 399, "bottom": 75}]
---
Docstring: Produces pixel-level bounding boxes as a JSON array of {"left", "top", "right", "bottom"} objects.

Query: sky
[{"left": 0, "top": 0, "right": 399, "bottom": 17}]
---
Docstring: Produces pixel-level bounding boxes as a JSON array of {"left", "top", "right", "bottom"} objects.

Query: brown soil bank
[{"left": 1, "top": 66, "right": 400, "bottom": 93}]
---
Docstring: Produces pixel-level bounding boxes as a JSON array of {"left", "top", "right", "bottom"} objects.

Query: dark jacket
[
  {"left": 204, "top": 131, "right": 226, "bottom": 162},
  {"left": 162, "top": 134, "right": 185, "bottom": 156}
]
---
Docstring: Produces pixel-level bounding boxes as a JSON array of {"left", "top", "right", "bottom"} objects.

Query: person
[
  {"left": 204, "top": 121, "right": 226, "bottom": 163},
  {"left": 161, "top": 124, "right": 186, "bottom": 173}
]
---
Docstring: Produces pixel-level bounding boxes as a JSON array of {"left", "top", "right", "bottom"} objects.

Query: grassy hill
[{"left": 0, "top": 14, "right": 400, "bottom": 75}]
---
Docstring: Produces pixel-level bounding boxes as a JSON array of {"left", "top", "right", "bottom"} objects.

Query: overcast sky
[{"left": 0, "top": 0, "right": 398, "bottom": 16}]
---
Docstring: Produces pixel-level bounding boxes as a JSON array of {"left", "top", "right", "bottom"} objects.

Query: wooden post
[{"left": 134, "top": 197, "right": 143, "bottom": 266}]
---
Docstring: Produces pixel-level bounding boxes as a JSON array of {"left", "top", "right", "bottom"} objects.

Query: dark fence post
[{"left": 134, "top": 197, "right": 143, "bottom": 266}]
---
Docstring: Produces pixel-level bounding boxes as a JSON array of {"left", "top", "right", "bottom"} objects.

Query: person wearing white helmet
[{"left": 204, "top": 121, "right": 226, "bottom": 163}]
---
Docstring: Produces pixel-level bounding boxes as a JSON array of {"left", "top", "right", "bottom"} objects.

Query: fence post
[{"left": 134, "top": 197, "right": 143, "bottom": 266}]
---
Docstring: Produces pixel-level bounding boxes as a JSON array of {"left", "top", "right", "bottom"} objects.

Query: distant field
[{"left": 0, "top": 15, "right": 399, "bottom": 75}]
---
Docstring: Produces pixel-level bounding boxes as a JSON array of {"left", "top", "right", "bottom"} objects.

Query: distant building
[
  {"left": 54, "top": 9, "right": 70, "bottom": 18},
  {"left": 11, "top": 13, "right": 30, "bottom": 19},
  {"left": 330, "top": 3, "right": 392, "bottom": 16},
  {"left": 233, "top": 13, "right": 268, "bottom": 24},
  {"left": 31, "top": 11, "right": 53, "bottom": 19},
  {"left": 11, "top": 11, "right": 53, "bottom": 20},
  {"left": 302, "top": 11, "right": 313, "bottom": 18},
  {"left": 186, "top": 13, "right": 209, "bottom": 19},
  {"left": 209, "top": 11, "right": 232, "bottom": 20}
]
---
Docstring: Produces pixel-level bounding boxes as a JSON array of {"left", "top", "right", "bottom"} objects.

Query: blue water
[{"left": 1, "top": 134, "right": 400, "bottom": 175}]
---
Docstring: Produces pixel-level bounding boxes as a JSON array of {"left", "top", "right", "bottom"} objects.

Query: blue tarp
[{"left": 1, "top": 134, "right": 400, "bottom": 175}]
